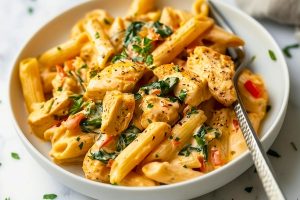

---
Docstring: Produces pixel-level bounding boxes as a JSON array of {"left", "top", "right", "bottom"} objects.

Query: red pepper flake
[
  {"left": 232, "top": 119, "right": 239, "bottom": 130},
  {"left": 244, "top": 80, "right": 261, "bottom": 98},
  {"left": 197, "top": 156, "right": 206, "bottom": 172},
  {"left": 56, "top": 65, "right": 66, "bottom": 79},
  {"left": 106, "top": 159, "right": 114, "bottom": 168}
]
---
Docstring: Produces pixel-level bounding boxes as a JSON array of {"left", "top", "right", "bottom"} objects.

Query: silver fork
[{"left": 208, "top": 1, "right": 286, "bottom": 199}]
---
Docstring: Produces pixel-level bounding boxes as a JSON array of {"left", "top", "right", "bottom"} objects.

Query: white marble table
[{"left": 0, "top": 0, "right": 299, "bottom": 199}]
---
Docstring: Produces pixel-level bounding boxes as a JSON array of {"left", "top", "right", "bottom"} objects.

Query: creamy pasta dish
[{"left": 19, "top": 0, "right": 269, "bottom": 186}]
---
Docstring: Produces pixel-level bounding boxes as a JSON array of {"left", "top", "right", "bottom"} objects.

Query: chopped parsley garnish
[
  {"left": 168, "top": 96, "right": 179, "bottom": 103},
  {"left": 147, "top": 119, "right": 152, "bottom": 124},
  {"left": 57, "top": 86, "right": 62, "bottom": 92},
  {"left": 290, "top": 142, "right": 298, "bottom": 151},
  {"left": 69, "top": 95, "right": 84, "bottom": 115},
  {"left": 152, "top": 21, "right": 173, "bottom": 38},
  {"left": 134, "top": 93, "right": 142, "bottom": 101},
  {"left": 80, "top": 102, "right": 102, "bottom": 133},
  {"left": 28, "top": 7, "right": 34, "bottom": 14},
  {"left": 178, "top": 144, "right": 193, "bottom": 156},
  {"left": 186, "top": 107, "right": 198, "bottom": 118},
  {"left": 267, "top": 149, "right": 281, "bottom": 158},
  {"left": 282, "top": 43, "right": 299, "bottom": 58},
  {"left": 147, "top": 103, "right": 154, "bottom": 108},
  {"left": 79, "top": 142, "right": 84, "bottom": 150},
  {"left": 140, "top": 77, "right": 179, "bottom": 96},
  {"left": 76, "top": 137, "right": 81, "bottom": 141},
  {"left": 103, "top": 18, "right": 111, "bottom": 25},
  {"left": 116, "top": 125, "right": 141, "bottom": 151},
  {"left": 173, "top": 65, "right": 181, "bottom": 72},
  {"left": 175, "top": 137, "right": 180, "bottom": 141},
  {"left": 57, "top": 46, "right": 62, "bottom": 51},
  {"left": 95, "top": 32, "right": 100, "bottom": 39},
  {"left": 89, "top": 70, "right": 98, "bottom": 78},
  {"left": 178, "top": 89, "right": 187, "bottom": 102},
  {"left": 11, "top": 152, "right": 20, "bottom": 160},
  {"left": 43, "top": 193, "right": 58, "bottom": 199},
  {"left": 145, "top": 54, "right": 153, "bottom": 65},
  {"left": 244, "top": 186, "right": 253, "bottom": 193},
  {"left": 112, "top": 50, "right": 128, "bottom": 63},
  {"left": 266, "top": 105, "right": 272, "bottom": 112},
  {"left": 5, "top": 198, "right": 10, "bottom": 200},
  {"left": 89, "top": 149, "right": 118, "bottom": 164},
  {"left": 268, "top": 50, "right": 277, "bottom": 61}
]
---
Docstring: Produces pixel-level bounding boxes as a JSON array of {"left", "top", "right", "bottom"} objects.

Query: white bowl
[{"left": 8, "top": 0, "right": 289, "bottom": 199}]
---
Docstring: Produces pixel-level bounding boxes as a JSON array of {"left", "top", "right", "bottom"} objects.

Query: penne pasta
[
  {"left": 19, "top": 58, "right": 45, "bottom": 112},
  {"left": 152, "top": 16, "right": 214, "bottom": 66},
  {"left": 193, "top": 0, "right": 209, "bottom": 17},
  {"left": 142, "top": 162, "right": 203, "bottom": 184},
  {"left": 143, "top": 109, "right": 207, "bottom": 164},
  {"left": 126, "top": 0, "right": 156, "bottom": 18},
  {"left": 84, "top": 18, "right": 115, "bottom": 69},
  {"left": 38, "top": 33, "right": 88, "bottom": 68},
  {"left": 110, "top": 122, "right": 171, "bottom": 184}
]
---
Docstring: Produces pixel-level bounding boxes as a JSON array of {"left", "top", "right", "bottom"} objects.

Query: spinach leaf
[
  {"left": 111, "top": 50, "right": 128, "bottom": 63},
  {"left": 69, "top": 95, "right": 84, "bottom": 115},
  {"left": 140, "top": 77, "right": 179, "bottom": 96},
  {"left": 80, "top": 102, "right": 102, "bottom": 133},
  {"left": 89, "top": 149, "right": 118, "bottom": 164},
  {"left": 116, "top": 125, "right": 141, "bottom": 151},
  {"left": 124, "top": 21, "right": 145, "bottom": 46},
  {"left": 152, "top": 21, "right": 173, "bottom": 38},
  {"left": 193, "top": 124, "right": 221, "bottom": 160}
]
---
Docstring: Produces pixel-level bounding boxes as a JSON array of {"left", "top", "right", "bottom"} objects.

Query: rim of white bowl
[{"left": 8, "top": 0, "right": 289, "bottom": 192}]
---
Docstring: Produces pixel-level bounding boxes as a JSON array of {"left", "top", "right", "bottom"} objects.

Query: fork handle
[{"left": 234, "top": 101, "right": 285, "bottom": 200}]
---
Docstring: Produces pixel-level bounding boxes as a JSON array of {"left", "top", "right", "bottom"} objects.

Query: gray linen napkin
[{"left": 235, "top": 0, "right": 300, "bottom": 40}]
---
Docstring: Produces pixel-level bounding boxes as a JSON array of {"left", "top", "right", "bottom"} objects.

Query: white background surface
[{"left": 0, "top": 0, "right": 299, "bottom": 199}]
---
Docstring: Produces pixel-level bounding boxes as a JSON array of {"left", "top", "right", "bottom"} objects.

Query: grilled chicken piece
[
  {"left": 86, "top": 62, "right": 146, "bottom": 100},
  {"left": 186, "top": 46, "right": 237, "bottom": 106},
  {"left": 154, "top": 64, "right": 211, "bottom": 106},
  {"left": 28, "top": 92, "right": 71, "bottom": 138},
  {"left": 139, "top": 95, "right": 180, "bottom": 129},
  {"left": 238, "top": 69, "right": 268, "bottom": 118},
  {"left": 101, "top": 91, "right": 135, "bottom": 136}
]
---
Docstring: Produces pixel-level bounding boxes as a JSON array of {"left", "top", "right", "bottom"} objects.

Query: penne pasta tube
[
  {"left": 170, "top": 151, "right": 202, "bottom": 169},
  {"left": 40, "top": 71, "right": 56, "bottom": 94},
  {"left": 84, "top": 18, "right": 115, "bottom": 69},
  {"left": 108, "top": 17, "right": 125, "bottom": 52},
  {"left": 39, "top": 33, "right": 88, "bottom": 68},
  {"left": 193, "top": 0, "right": 209, "bottom": 16},
  {"left": 152, "top": 17, "right": 214, "bottom": 66},
  {"left": 110, "top": 122, "right": 171, "bottom": 184},
  {"left": 142, "top": 162, "right": 203, "bottom": 184},
  {"left": 126, "top": 0, "right": 156, "bottom": 17},
  {"left": 202, "top": 25, "right": 245, "bottom": 47},
  {"left": 19, "top": 58, "right": 45, "bottom": 112},
  {"left": 143, "top": 109, "right": 207, "bottom": 164},
  {"left": 120, "top": 172, "right": 157, "bottom": 186}
]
